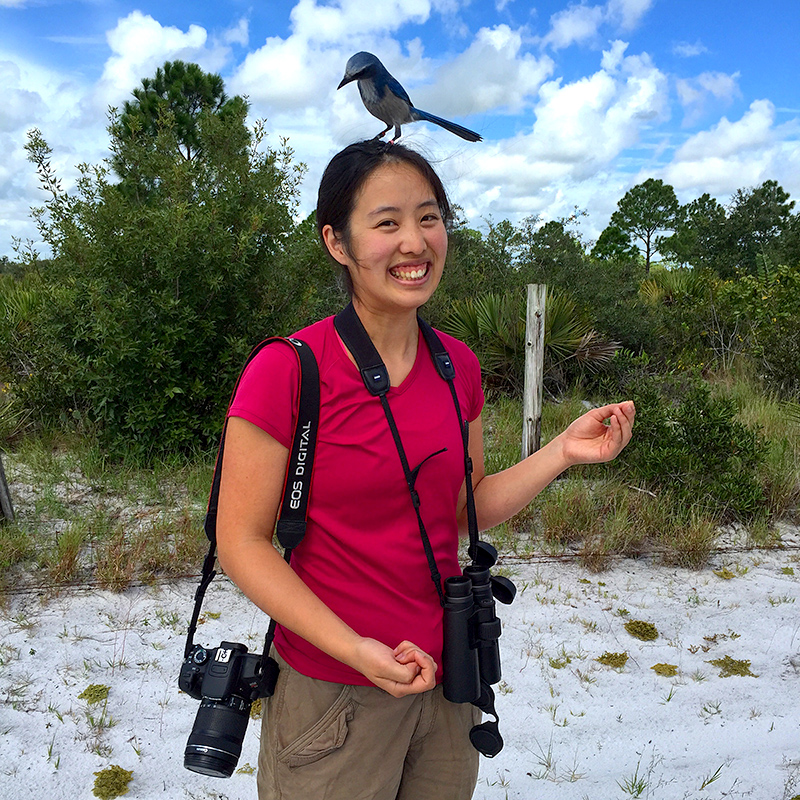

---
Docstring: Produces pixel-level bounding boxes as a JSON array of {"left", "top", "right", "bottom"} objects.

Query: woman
[{"left": 216, "top": 140, "right": 635, "bottom": 800}]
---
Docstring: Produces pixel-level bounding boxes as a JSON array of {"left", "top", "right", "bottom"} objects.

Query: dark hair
[{"left": 316, "top": 140, "right": 452, "bottom": 295}]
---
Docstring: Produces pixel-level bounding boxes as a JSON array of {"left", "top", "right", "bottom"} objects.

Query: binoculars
[{"left": 442, "top": 545, "right": 515, "bottom": 757}]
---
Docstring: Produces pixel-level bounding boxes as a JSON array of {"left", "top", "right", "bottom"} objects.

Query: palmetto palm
[{"left": 443, "top": 290, "right": 619, "bottom": 394}]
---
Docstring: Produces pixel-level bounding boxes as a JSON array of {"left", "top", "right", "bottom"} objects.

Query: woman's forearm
[
  {"left": 217, "top": 536, "right": 365, "bottom": 669},
  {"left": 468, "top": 434, "right": 570, "bottom": 532}
]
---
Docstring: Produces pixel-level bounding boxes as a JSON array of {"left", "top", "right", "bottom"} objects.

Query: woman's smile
[{"left": 389, "top": 262, "right": 430, "bottom": 282}]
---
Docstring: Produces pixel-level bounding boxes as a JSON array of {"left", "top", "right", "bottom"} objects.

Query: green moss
[
  {"left": 596, "top": 651, "right": 628, "bottom": 669},
  {"left": 707, "top": 655, "right": 758, "bottom": 677},
  {"left": 781, "top": 566, "right": 795, "bottom": 576},
  {"left": 714, "top": 567, "right": 735, "bottom": 580},
  {"left": 624, "top": 620, "right": 659, "bottom": 641},
  {"left": 79, "top": 684, "right": 110, "bottom": 704},
  {"left": 236, "top": 762, "right": 256, "bottom": 775},
  {"left": 92, "top": 765, "right": 133, "bottom": 799},
  {"left": 250, "top": 698, "right": 263, "bottom": 719},
  {"left": 651, "top": 663, "right": 678, "bottom": 677}
]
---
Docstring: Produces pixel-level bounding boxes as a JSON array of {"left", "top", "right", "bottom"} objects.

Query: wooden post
[
  {"left": 0, "top": 453, "right": 14, "bottom": 523},
  {"left": 522, "top": 284, "right": 546, "bottom": 459}
]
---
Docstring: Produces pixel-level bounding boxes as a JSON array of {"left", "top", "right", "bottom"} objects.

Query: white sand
[{"left": 2, "top": 548, "right": 799, "bottom": 799}]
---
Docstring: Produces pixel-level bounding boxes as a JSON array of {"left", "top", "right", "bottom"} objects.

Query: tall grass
[
  {"left": 1, "top": 366, "right": 797, "bottom": 594},
  {"left": 478, "top": 371, "right": 799, "bottom": 570},
  {"left": 0, "top": 432, "right": 212, "bottom": 594},
  {"left": 708, "top": 368, "right": 800, "bottom": 519}
]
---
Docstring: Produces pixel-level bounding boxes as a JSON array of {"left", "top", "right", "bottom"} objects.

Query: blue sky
[{"left": 2, "top": 0, "right": 799, "bottom": 258}]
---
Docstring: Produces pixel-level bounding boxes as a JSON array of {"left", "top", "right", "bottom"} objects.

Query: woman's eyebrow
[{"left": 367, "top": 199, "right": 439, "bottom": 217}]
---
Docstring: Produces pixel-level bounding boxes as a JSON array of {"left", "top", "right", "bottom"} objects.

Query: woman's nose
[{"left": 399, "top": 224, "right": 426, "bottom": 253}]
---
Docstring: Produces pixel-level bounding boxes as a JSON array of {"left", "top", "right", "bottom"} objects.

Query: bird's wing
[{"left": 383, "top": 73, "right": 413, "bottom": 106}]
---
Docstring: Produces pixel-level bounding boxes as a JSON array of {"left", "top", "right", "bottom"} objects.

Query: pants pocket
[{"left": 276, "top": 684, "right": 355, "bottom": 768}]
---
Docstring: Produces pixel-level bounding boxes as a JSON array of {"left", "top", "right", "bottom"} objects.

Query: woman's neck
[
  {"left": 351, "top": 298, "right": 419, "bottom": 361},
  {"left": 347, "top": 298, "right": 420, "bottom": 386}
]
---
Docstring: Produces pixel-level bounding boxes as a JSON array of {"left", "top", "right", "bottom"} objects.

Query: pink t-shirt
[{"left": 228, "top": 315, "right": 484, "bottom": 685}]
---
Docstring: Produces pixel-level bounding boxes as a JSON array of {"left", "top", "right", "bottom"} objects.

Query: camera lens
[{"left": 184, "top": 696, "right": 250, "bottom": 778}]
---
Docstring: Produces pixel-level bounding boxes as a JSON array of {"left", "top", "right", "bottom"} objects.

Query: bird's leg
[{"left": 372, "top": 125, "right": 392, "bottom": 140}]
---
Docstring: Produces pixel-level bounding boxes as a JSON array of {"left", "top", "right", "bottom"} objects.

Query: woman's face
[{"left": 324, "top": 161, "right": 448, "bottom": 316}]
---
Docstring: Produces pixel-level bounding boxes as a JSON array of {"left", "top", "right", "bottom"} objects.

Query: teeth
[{"left": 391, "top": 266, "right": 427, "bottom": 280}]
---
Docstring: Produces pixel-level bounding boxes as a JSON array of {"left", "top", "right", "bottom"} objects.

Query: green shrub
[
  {"left": 10, "top": 105, "right": 303, "bottom": 459},
  {"left": 609, "top": 375, "right": 768, "bottom": 521}
]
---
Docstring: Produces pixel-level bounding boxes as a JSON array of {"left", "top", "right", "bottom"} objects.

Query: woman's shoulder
[{"left": 289, "top": 315, "right": 335, "bottom": 345}]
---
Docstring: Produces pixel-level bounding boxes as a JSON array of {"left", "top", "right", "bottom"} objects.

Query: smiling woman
[{"left": 213, "top": 138, "right": 635, "bottom": 800}]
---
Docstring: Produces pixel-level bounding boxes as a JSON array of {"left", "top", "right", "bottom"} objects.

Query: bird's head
[{"left": 338, "top": 51, "right": 383, "bottom": 89}]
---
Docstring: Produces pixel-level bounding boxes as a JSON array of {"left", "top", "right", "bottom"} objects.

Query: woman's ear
[{"left": 322, "top": 225, "right": 349, "bottom": 266}]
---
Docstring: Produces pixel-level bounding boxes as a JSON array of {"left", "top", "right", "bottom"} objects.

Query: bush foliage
[
  {"left": 4, "top": 101, "right": 304, "bottom": 457},
  {"left": 609, "top": 375, "right": 768, "bottom": 521}
]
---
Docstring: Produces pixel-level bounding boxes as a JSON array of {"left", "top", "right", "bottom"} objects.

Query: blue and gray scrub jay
[{"left": 338, "top": 52, "right": 482, "bottom": 143}]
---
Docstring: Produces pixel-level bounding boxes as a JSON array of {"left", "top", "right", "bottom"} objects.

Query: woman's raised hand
[{"left": 555, "top": 401, "right": 636, "bottom": 467}]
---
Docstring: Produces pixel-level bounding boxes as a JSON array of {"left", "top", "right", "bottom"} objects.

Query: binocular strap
[{"left": 469, "top": 681, "right": 504, "bottom": 758}]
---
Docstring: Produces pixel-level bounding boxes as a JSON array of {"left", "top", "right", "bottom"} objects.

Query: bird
[{"left": 337, "top": 52, "right": 482, "bottom": 143}]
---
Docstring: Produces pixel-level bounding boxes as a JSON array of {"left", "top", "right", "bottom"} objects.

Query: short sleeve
[
  {"left": 227, "top": 342, "right": 300, "bottom": 449},
  {"left": 463, "top": 345, "right": 484, "bottom": 422},
  {"left": 435, "top": 330, "right": 484, "bottom": 423}
]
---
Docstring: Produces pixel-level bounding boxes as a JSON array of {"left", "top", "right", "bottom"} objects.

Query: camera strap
[
  {"left": 184, "top": 336, "right": 320, "bottom": 666},
  {"left": 333, "top": 302, "right": 480, "bottom": 606}
]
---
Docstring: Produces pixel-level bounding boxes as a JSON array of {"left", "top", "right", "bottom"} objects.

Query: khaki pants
[{"left": 257, "top": 654, "right": 480, "bottom": 800}]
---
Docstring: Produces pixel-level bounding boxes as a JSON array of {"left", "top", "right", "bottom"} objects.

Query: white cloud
[
  {"left": 675, "top": 99, "right": 775, "bottom": 161},
  {"left": 231, "top": 38, "right": 342, "bottom": 111},
  {"left": 417, "top": 26, "right": 554, "bottom": 116},
  {"left": 436, "top": 47, "right": 670, "bottom": 229},
  {"left": 662, "top": 100, "right": 800, "bottom": 197},
  {"left": 0, "top": 52, "right": 95, "bottom": 252},
  {"left": 223, "top": 19, "right": 249, "bottom": 47},
  {"left": 606, "top": 0, "right": 653, "bottom": 31},
  {"left": 529, "top": 51, "right": 668, "bottom": 166},
  {"left": 288, "top": 0, "right": 432, "bottom": 42},
  {"left": 539, "top": 0, "right": 652, "bottom": 51},
  {"left": 95, "top": 11, "right": 230, "bottom": 109},
  {"left": 673, "top": 40, "right": 708, "bottom": 58},
  {"left": 676, "top": 70, "right": 740, "bottom": 126},
  {"left": 0, "top": 60, "right": 45, "bottom": 133},
  {"left": 0, "top": 0, "right": 27, "bottom": 7},
  {"left": 601, "top": 39, "right": 628, "bottom": 72},
  {"left": 541, "top": 3, "right": 605, "bottom": 50}
]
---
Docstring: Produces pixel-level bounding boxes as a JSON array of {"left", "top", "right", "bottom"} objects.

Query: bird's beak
[{"left": 337, "top": 76, "right": 352, "bottom": 90}]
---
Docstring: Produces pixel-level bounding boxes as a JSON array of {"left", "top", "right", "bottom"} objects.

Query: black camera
[
  {"left": 179, "top": 641, "right": 278, "bottom": 777},
  {"left": 442, "top": 548, "right": 516, "bottom": 757}
]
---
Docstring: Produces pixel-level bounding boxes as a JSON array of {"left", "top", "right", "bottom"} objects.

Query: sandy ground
[{"left": 1, "top": 546, "right": 799, "bottom": 800}]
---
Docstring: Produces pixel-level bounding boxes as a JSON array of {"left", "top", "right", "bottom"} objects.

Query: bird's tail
[{"left": 411, "top": 108, "right": 482, "bottom": 142}]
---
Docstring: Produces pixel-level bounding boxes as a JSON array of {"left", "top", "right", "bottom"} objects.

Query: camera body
[{"left": 179, "top": 641, "right": 278, "bottom": 777}]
